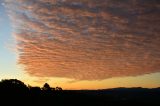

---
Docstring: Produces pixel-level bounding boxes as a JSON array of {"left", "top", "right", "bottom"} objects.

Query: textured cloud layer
[{"left": 5, "top": 0, "right": 160, "bottom": 80}]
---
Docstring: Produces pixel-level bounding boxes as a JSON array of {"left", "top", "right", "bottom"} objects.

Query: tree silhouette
[
  {"left": 42, "top": 83, "right": 51, "bottom": 91},
  {"left": 0, "top": 79, "right": 29, "bottom": 96}
]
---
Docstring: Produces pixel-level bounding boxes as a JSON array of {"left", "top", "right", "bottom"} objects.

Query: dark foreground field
[{"left": 0, "top": 79, "right": 160, "bottom": 106}]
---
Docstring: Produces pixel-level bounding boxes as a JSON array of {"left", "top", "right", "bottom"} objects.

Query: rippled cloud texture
[{"left": 4, "top": 0, "right": 160, "bottom": 80}]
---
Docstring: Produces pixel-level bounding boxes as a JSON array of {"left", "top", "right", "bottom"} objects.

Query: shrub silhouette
[{"left": 55, "top": 86, "right": 62, "bottom": 91}]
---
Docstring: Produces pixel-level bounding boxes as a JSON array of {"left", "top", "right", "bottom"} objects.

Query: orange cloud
[{"left": 5, "top": 0, "right": 160, "bottom": 80}]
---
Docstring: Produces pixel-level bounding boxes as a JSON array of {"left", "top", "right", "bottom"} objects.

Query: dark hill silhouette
[{"left": 0, "top": 79, "right": 160, "bottom": 106}]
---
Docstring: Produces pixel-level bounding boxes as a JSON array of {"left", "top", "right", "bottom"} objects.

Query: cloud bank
[{"left": 4, "top": 0, "right": 160, "bottom": 80}]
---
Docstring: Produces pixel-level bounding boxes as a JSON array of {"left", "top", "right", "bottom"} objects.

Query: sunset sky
[{"left": 0, "top": 0, "right": 160, "bottom": 89}]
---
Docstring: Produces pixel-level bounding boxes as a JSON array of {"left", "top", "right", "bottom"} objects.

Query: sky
[{"left": 0, "top": 0, "right": 160, "bottom": 89}]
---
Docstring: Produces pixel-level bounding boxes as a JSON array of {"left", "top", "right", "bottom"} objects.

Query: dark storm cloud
[{"left": 5, "top": 0, "right": 160, "bottom": 80}]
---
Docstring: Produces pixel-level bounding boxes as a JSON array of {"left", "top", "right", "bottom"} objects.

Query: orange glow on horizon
[{"left": 21, "top": 73, "right": 160, "bottom": 90}]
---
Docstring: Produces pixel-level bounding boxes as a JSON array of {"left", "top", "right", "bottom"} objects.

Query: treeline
[
  {"left": 0, "top": 79, "right": 62, "bottom": 96},
  {"left": 0, "top": 79, "right": 160, "bottom": 106}
]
